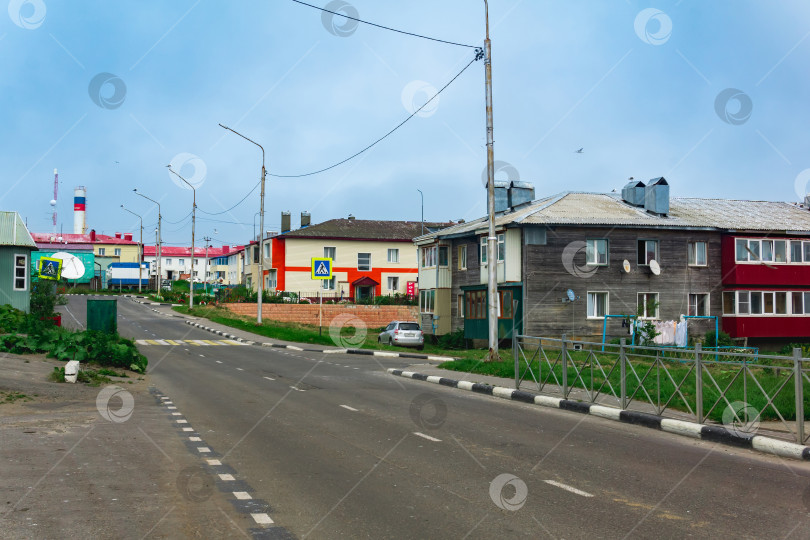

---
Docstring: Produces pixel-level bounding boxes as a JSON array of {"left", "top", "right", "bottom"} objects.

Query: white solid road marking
[
  {"left": 413, "top": 432, "right": 442, "bottom": 442},
  {"left": 340, "top": 405, "right": 358, "bottom": 412},
  {"left": 206, "top": 459, "right": 221, "bottom": 465},
  {"left": 544, "top": 480, "right": 594, "bottom": 497},
  {"left": 263, "top": 376, "right": 275, "bottom": 381},
  {"left": 233, "top": 491, "right": 252, "bottom": 500},
  {"left": 189, "top": 437, "right": 202, "bottom": 442},
  {"left": 251, "top": 513, "right": 274, "bottom": 525},
  {"left": 218, "top": 474, "right": 235, "bottom": 481}
]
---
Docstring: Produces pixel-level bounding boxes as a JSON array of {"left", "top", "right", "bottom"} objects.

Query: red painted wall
[
  {"left": 282, "top": 266, "right": 418, "bottom": 296},
  {"left": 722, "top": 316, "right": 810, "bottom": 338},
  {"left": 271, "top": 237, "right": 286, "bottom": 290},
  {"left": 721, "top": 235, "right": 810, "bottom": 287}
]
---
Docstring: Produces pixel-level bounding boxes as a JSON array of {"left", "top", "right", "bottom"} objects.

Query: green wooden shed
[{"left": 0, "top": 211, "right": 37, "bottom": 313}]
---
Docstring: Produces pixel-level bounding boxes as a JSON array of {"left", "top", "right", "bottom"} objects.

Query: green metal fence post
[
  {"left": 620, "top": 338, "right": 627, "bottom": 410},
  {"left": 561, "top": 334, "right": 568, "bottom": 398},
  {"left": 795, "top": 348, "right": 805, "bottom": 444},
  {"left": 695, "top": 343, "right": 703, "bottom": 424}
]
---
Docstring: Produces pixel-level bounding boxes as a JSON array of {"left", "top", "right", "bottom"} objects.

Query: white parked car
[{"left": 378, "top": 321, "right": 424, "bottom": 350}]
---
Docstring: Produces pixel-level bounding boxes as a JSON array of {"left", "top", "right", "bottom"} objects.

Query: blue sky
[{"left": 1, "top": 0, "right": 809, "bottom": 247}]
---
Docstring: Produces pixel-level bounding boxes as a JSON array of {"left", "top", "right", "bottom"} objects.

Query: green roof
[{"left": 0, "top": 211, "right": 37, "bottom": 248}]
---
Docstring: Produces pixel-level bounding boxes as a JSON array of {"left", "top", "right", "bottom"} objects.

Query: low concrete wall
[{"left": 222, "top": 303, "right": 420, "bottom": 329}]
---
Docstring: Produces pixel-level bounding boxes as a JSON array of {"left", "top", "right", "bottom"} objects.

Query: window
[
  {"left": 688, "top": 241, "right": 707, "bottom": 266},
  {"left": 524, "top": 227, "right": 546, "bottom": 245},
  {"left": 322, "top": 276, "right": 335, "bottom": 290},
  {"left": 761, "top": 240, "right": 774, "bottom": 262},
  {"left": 750, "top": 291, "right": 762, "bottom": 315},
  {"left": 98, "top": 248, "right": 106, "bottom": 256},
  {"left": 587, "top": 292, "right": 608, "bottom": 318},
  {"left": 324, "top": 246, "right": 335, "bottom": 260},
  {"left": 420, "top": 289, "right": 435, "bottom": 313},
  {"left": 114, "top": 248, "right": 121, "bottom": 256},
  {"left": 421, "top": 246, "right": 436, "bottom": 267},
  {"left": 358, "top": 253, "right": 371, "bottom": 271},
  {"left": 723, "top": 291, "right": 736, "bottom": 315},
  {"left": 737, "top": 238, "right": 792, "bottom": 264},
  {"left": 805, "top": 242, "right": 810, "bottom": 263},
  {"left": 179, "top": 258, "right": 185, "bottom": 266},
  {"left": 466, "top": 290, "right": 486, "bottom": 319},
  {"left": 438, "top": 246, "right": 449, "bottom": 267},
  {"left": 13, "top": 254, "right": 27, "bottom": 290},
  {"left": 775, "top": 292, "right": 788, "bottom": 314},
  {"left": 791, "top": 241, "right": 804, "bottom": 263},
  {"left": 586, "top": 239, "right": 608, "bottom": 265},
  {"left": 689, "top": 293, "right": 709, "bottom": 316},
  {"left": 387, "top": 249, "right": 399, "bottom": 263},
  {"left": 735, "top": 238, "right": 748, "bottom": 262},
  {"left": 166, "top": 258, "right": 172, "bottom": 265},
  {"left": 637, "top": 240, "right": 658, "bottom": 265},
  {"left": 195, "top": 259, "right": 200, "bottom": 265},
  {"left": 499, "top": 290, "right": 513, "bottom": 319},
  {"left": 387, "top": 276, "right": 399, "bottom": 291},
  {"left": 637, "top": 292, "right": 659, "bottom": 319},
  {"left": 457, "top": 294, "right": 465, "bottom": 318},
  {"left": 253, "top": 246, "right": 259, "bottom": 264},
  {"left": 774, "top": 240, "right": 787, "bottom": 263},
  {"left": 497, "top": 234, "right": 505, "bottom": 262},
  {"left": 737, "top": 291, "right": 750, "bottom": 314},
  {"left": 480, "top": 237, "right": 487, "bottom": 264},
  {"left": 263, "top": 243, "right": 270, "bottom": 259},
  {"left": 458, "top": 245, "right": 467, "bottom": 270}
]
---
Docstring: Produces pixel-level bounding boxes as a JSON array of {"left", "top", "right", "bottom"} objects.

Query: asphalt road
[{"left": 59, "top": 296, "right": 810, "bottom": 538}]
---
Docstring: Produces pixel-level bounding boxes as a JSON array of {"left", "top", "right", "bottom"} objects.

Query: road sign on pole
[{"left": 311, "top": 258, "right": 332, "bottom": 279}]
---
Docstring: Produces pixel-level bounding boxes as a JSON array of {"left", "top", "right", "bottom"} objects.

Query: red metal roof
[
  {"left": 142, "top": 245, "right": 244, "bottom": 257},
  {"left": 31, "top": 232, "right": 139, "bottom": 245}
]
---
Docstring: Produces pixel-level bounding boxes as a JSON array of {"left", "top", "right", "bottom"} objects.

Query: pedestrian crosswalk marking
[{"left": 135, "top": 339, "right": 248, "bottom": 347}]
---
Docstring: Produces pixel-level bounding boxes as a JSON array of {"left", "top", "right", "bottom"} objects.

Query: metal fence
[{"left": 514, "top": 334, "right": 810, "bottom": 444}]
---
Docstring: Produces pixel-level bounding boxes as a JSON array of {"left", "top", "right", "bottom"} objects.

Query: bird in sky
[{"left": 575, "top": 148, "right": 584, "bottom": 154}]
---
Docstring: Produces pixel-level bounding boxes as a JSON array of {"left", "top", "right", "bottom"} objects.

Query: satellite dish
[
  {"left": 649, "top": 259, "right": 661, "bottom": 276},
  {"left": 50, "top": 252, "right": 86, "bottom": 280},
  {"left": 622, "top": 260, "right": 631, "bottom": 273},
  {"left": 566, "top": 289, "right": 575, "bottom": 302}
]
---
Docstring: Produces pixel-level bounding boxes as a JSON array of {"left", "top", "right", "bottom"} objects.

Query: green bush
[
  {"left": 0, "top": 304, "right": 26, "bottom": 333},
  {"left": 704, "top": 329, "right": 734, "bottom": 348},
  {"left": 437, "top": 329, "right": 466, "bottom": 350}
]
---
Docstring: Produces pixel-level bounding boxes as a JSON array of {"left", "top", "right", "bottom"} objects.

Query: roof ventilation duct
[
  {"left": 644, "top": 177, "right": 670, "bottom": 215},
  {"left": 621, "top": 179, "right": 646, "bottom": 207},
  {"left": 508, "top": 181, "right": 535, "bottom": 209},
  {"left": 494, "top": 181, "right": 509, "bottom": 213},
  {"left": 281, "top": 211, "right": 291, "bottom": 233}
]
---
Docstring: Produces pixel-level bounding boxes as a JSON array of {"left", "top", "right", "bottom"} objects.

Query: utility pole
[
  {"left": 219, "top": 124, "right": 266, "bottom": 325},
  {"left": 167, "top": 166, "right": 197, "bottom": 310},
  {"left": 134, "top": 189, "right": 161, "bottom": 299},
  {"left": 417, "top": 189, "right": 424, "bottom": 236},
  {"left": 484, "top": 0, "right": 499, "bottom": 362},
  {"left": 121, "top": 205, "right": 143, "bottom": 293},
  {"left": 203, "top": 236, "right": 212, "bottom": 295}
]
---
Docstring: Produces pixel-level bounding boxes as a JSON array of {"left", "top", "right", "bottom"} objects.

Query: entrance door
[{"left": 356, "top": 286, "right": 373, "bottom": 300}]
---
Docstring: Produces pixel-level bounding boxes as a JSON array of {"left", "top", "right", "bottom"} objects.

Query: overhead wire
[
  {"left": 290, "top": 0, "right": 478, "bottom": 48},
  {"left": 270, "top": 50, "right": 483, "bottom": 178},
  {"left": 197, "top": 179, "right": 261, "bottom": 215}
]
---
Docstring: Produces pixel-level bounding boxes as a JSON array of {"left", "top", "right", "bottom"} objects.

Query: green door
[{"left": 87, "top": 299, "right": 117, "bottom": 333}]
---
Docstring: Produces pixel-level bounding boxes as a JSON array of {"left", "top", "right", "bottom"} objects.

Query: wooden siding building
[
  {"left": 0, "top": 211, "right": 38, "bottom": 312},
  {"left": 415, "top": 179, "right": 810, "bottom": 347}
]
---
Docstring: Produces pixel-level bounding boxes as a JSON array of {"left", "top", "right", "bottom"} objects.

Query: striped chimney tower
[{"left": 73, "top": 186, "right": 87, "bottom": 234}]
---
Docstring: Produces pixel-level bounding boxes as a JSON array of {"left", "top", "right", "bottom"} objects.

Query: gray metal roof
[
  {"left": 417, "top": 192, "right": 810, "bottom": 241},
  {"left": 0, "top": 211, "right": 37, "bottom": 248}
]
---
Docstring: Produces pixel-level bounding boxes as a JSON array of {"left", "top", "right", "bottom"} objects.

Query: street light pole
[
  {"left": 203, "top": 236, "right": 212, "bottom": 295},
  {"left": 121, "top": 205, "right": 143, "bottom": 293},
  {"left": 167, "top": 166, "right": 197, "bottom": 310},
  {"left": 484, "top": 0, "right": 499, "bottom": 362},
  {"left": 133, "top": 189, "right": 162, "bottom": 299},
  {"left": 417, "top": 189, "right": 424, "bottom": 236},
  {"left": 219, "top": 124, "right": 266, "bottom": 325}
]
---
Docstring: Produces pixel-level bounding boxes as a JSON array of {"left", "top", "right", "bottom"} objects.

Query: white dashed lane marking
[
  {"left": 252, "top": 513, "right": 274, "bottom": 525},
  {"left": 413, "top": 432, "right": 442, "bottom": 442},
  {"left": 263, "top": 376, "right": 275, "bottom": 381},
  {"left": 290, "top": 386, "right": 305, "bottom": 392},
  {"left": 206, "top": 459, "right": 221, "bottom": 466},
  {"left": 219, "top": 474, "right": 235, "bottom": 481},
  {"left": 236, "top": 368, "right": 244, "bottom": 371},
  {"left": 216, "top": 361, "right": 223, "bottom": 364},
  {"left": 197, "top": 447, "right": 211, "bottom": 453},
  {"left": 340, "top": 405, "right": 358, "bottom": 412},
  {"left": 189, "top": 437, "right": 202, "bottom": 442},
  {"left": 544, "top": 480, "right": 594, "bottom": 497},
  {"left": 234, "top": 491, "right": 252, "bottom": 500}
]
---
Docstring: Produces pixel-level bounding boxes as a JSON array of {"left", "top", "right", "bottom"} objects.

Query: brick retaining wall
[{"left": 222, "top": 303, "right": 420, "bottom": 329}]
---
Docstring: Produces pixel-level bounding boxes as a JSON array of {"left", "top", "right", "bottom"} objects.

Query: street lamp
[
  {"left": 133, "top": 189, "right": 162, "bottom": 299},
  {"left": 219, "top": 123, "right": 266, "bottom": 325},
  {"left": 167, "top": 166, "right": 197, "bottom": 310},
  {"left": 121, "top": 205, "right": 144, "bottom": 293}
]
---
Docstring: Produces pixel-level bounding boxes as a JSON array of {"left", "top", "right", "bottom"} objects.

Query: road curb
[
  {"left": 178, "top": 318, "right": 457, "bottom": 361},
  {"left": 387, "top": 368, "right": 810, "bottom": 462}
]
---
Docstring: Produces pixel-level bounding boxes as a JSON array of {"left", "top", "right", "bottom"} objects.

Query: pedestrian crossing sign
[
  {"left": 38, "top": 257, "right": 63, "bottom": 281},
  {"left": 311, "top": 257, "right": 332, "bottom": 280}
]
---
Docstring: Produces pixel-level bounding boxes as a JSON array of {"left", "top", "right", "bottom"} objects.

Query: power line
[
  {"left": 197, "top": 179, "right": 261, "bottom": 216},
  {"left": 271, "top": 50, "right": 483, "bottom": 178},
  {"left": 290, "top": 0, "right": 478, "bottom": 48}
]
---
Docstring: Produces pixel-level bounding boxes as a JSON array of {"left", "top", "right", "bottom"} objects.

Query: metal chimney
[
  {"left": 301, "top": 211, "right": 311, "bottom": 228},
  {"left": 494, "top": 181, "right": 509, "bottom": 213},
  {"left": 507, "top": 181, "right": 535, "bottom": 209},
  {"left": 281, "top": 211, "right": 291, "bottom": 233},
  {"left": 621, "top": 179, "right": 646, "bottom": 206}
]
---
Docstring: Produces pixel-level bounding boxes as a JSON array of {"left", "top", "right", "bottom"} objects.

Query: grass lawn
[{"left": 172, "top": 304, "right": 512, "bottom": 361}]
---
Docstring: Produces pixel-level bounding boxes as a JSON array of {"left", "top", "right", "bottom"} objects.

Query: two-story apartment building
[
  {"left": 266, "top": 217, "right": 449, "bottom": 300},
  {"left": 143, "top": 245, "right": 244, "bottom": 285},
  {"left": 416, "top": 178, "right": 810, "bottom": 348}
]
